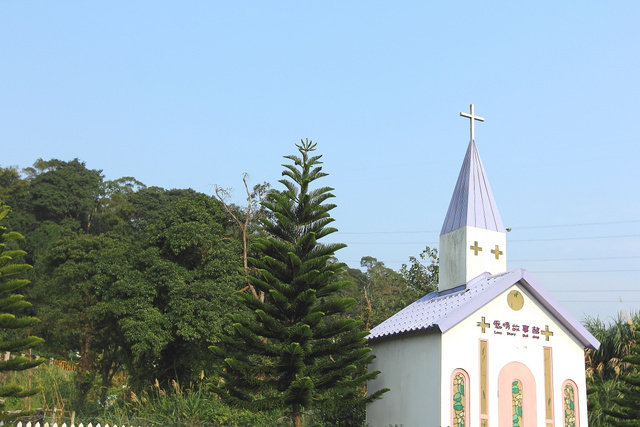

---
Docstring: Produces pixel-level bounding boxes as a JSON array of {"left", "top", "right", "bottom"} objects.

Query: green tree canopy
[
  {"left": 120, "top": 194, "right": 242, "bottom": 388},
  {"left": 26, "top": 159, "right": 103, "bottom": 231},
  {"left": 338, "top": 249, "right": 438, "bottom": 331},
  {"left": 31, "top": 192, "right": 243, "bottom": 394}
]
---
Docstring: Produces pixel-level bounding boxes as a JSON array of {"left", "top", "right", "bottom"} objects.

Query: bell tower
[{"left": 438, "top": 104, "right": 507, "bottom": 291}]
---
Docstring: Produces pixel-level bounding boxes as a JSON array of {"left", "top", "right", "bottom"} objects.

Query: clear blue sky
[{"left": 2, "top": 2, "right": 639, "bottom": 322}]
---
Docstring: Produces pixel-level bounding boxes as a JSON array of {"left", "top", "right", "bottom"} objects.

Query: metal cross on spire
[{"left": 460, "top": 104, "right": 485, "bottom": 141}]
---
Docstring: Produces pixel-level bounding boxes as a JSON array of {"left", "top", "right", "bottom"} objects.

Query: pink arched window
[{"left": 498, "top": 362, "right": 537, "bottom": 426}]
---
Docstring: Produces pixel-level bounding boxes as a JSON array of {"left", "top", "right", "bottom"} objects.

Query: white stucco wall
[
  {"left": 439, "top": 226, "right": 507, "bottom": 291},
  {"left": 441, "top": 283, "right": 589, "bottom": 427},
  {"left": 367, "top": 331, "right": 441, "bottom": 427}
]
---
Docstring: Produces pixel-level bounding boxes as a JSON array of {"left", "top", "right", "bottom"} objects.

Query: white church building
[{"left": 366, "top": 105, "right": 599, "bottom": 427}]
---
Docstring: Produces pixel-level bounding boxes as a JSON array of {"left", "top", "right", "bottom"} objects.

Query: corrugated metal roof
[
  {"left": 367, "top": 269, "right": 600, "bottom": 350},
  {"left": 440, "top": 140, "right": 505, "bottom": 235},
  {"left": 368, "top": 272, "right": 503, "bottom": 339}
]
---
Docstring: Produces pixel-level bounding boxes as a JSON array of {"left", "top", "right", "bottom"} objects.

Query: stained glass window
[
  {"left": 564, "top": 384, "right": 576, "bottom": 427},
  {"left": 453, "top": 372, "right": 466, "bottom": 427},
  {"left": 512, "top": 379, "right": 523, "bottom": 427},
  {"left": 480, "top": 340, "right": 488, "bottom": 415},
  {"left": 544, "top": 347, "right": 554, "bottom": 421}
]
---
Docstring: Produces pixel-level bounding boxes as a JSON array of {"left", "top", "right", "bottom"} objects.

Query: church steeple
[
  {"left": 438, "top": 105, "right": 507, "bottom": 291},
  {"left": 440, "top": 139, "right": 505, "bottom": 235}
]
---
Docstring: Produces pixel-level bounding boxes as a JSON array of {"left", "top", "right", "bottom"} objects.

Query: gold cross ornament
[
  {"left": 491, "top": 245, "right": 503, "bottom": 260},
  {"left": 541, "top": 325, "right": 554, "bottom": 341},
  {"left": 470, "top": 241, "right": 482, "bottom": 256},
  {"left": 477, "top": 316, "right": 490, "bottom": 333}
]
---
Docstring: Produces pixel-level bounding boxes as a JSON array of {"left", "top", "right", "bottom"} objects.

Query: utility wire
[
  {"left": 511, "top": 256, "right": 640, "bottom": 262},
  {"left": 557, "top": 300, "right": 640, "bottom": 303},
  {"left": 333, "top": 220, "right": 640, "bottom": 274},
  {"left": 512, "top": 219, "right": 640, "bottom": 229},
  {"left": 550, "top": 290, "right": 640, "bottom": 293},
  {"left": 336, "top": 219, "right": 640, "bottom": 235},
  {"left": 531, "top": 270, "right": 640, "bottom": 273},
  {"left": 339, "top": 230, "right": 439, "bottom": 235},
  {"left": 340, "top": 256, "right": 640, "bottom": 263},
  {"left": 512, "top": 234, "right": 640, "bottom": 242},
  {"left": 337, "top": 234, "right": 640, "bottom": 244}
]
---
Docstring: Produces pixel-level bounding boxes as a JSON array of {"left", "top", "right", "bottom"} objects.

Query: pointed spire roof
[{"left": 440, "top": 140, "right": 505, "bottom": 235}]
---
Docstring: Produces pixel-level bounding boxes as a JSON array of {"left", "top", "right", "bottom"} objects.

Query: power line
[
  {"left": 339, "top": 230, "right": 439, "bottom": 235},
  {"left": 336, "top": 234, "right": 640, "bottom": 244},
  {"left": 339, "top": 255, "right": 640, "bottom": 263},
  {"left": 339, "top": 242, "right": 437, "bottom": 245},
  {"left": 511, "top": 234, "right": 640, "bottom": 242},
  {"left": 512, "top": 219, "right": 640, "bottom": 230},
  {"left": 335, "top": 219, "right": 640, "bottom": 235},
  {"left": 531, "top": 270, "right": 640, "bottom": 273},
  {"left": 511, "top": 256, "right": 640, "bottom": 262},
  {"left": 557, "top": 300, "right": 640, "bottom": 303},
  {"left": 550, "top": 290, "right": 640, "bottom": 293}
]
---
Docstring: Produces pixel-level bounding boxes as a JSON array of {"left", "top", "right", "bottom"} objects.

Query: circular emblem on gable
[{"left": 507, "top": 290, "right": 524, "bottom": 311}]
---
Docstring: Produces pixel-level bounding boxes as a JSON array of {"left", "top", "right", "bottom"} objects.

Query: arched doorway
[{"left": 498, "top": 362, "right": 537, "bottom": 426}]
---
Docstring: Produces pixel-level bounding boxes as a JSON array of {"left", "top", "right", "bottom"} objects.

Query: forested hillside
[{"left": 0, "top": 155, "right": 438, "bottom": 425}]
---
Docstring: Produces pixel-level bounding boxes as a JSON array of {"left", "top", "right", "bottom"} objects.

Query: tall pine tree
[
  {"left": 210, "top": 140, "right": 386, "bottom": 426},
  {"left": 0, "top": 204, "right": 45, "bottom": 421}
]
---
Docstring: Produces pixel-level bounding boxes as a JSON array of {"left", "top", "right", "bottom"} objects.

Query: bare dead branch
[{"left": 215, "top": 177, "right": 264, "bottom": 302}]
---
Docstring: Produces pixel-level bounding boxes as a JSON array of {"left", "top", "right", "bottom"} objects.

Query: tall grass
[
  {"left": 93, "top": 379, "right": 283, "bottom": 426},
  {"left": 5, "top": 364, "right": 360, "bottom": 426},
  {"left": 2, "top": 362, "right": 77, "bottom": 415}
]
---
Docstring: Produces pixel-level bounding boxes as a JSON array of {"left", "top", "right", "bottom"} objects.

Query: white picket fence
[{"left": 15, "top": 423, "right": 141, "bottom": 427}]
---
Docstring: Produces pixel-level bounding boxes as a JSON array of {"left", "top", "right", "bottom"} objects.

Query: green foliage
[
  {"left": 29, "top": 230, "right": 129, "bottom": 409},
  {"left": 124, "top": 186, "right": 199, "bottom": 233},
  {"left": 32, "top": 232, "right": 128, "bottom": 359},
  {"left": 602, "top": 322, "right": 640, "bottom": 425},
  {"left": 118, "top": 194, "right": 242, "bottom": 389},
  {"left": 29, "top": 191, "right": 243, "bottom": 394},
  {"left": 585, "top": 314, "right": 639, "bottom": 379},
  {"left": 0, "top": 167, "right": 32, "bottom": 232},
  {"left": 89, "top": 177, "right": 146, "bottom": 235},
  {"left": 605, "top": 365, "right": 640, "bottom": 425},
  {"left": 0, "top": 204, "right": 45, "bottom": 421},
  {"left": 584, "top": 313, "right": 640, "bottom": 426},
  {"left": 335, "top": 247, "right": 438, "bottom": 330},
  {"left": 399, "top": 246, "right": 438, "bottom": 299},
  {"left": 210, "top": 140, "right": 387, "bottom": 425},
  {"left": 358, "top": 257, "right": 408, "bottom": 329},
  {"left": 26, "top": 159, "right": 104, "bottom": 231},
  {"left": 587, "top": 375, "right": 621, "bottom": 427}
]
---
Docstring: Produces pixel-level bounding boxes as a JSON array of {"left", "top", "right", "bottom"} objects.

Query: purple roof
[
  {"left": 440, "top": 140, "right": 506, "bottom": 235},
  {"left": 367, "top": 269, "right": 600, "bottom": 350}
]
